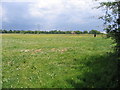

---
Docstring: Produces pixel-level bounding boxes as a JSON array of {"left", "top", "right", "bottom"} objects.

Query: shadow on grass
[{"left": 66, "top": 52, "right": 119, "bottom": 88}]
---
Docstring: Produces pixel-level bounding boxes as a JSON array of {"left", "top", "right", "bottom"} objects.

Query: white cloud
[
  {"left": 2, "top": 0, "right": 115, "bottom": 23},
  {"left": 0, "top": 5, "right": 2, "bottom": 20},
  {"left": 28, "top": 0, "right": 104, "bottom": 25},
  {"left": 101, "top": 31, "right": 107, "bottom": 34},
  {"left": 28, "top": 0, "right": 66, "bottom": 29},
  {"left": 1, "top": 0, "right": 36, "bottom": 2},
  {"left": 0, "top": 4, "right": 9, "bottom": 29},
  {"left": 0, "top": 4, "right": 2, "bottom": 29},
  {"left": 95, "top": 0, "right": 115, "bottom": 2},
  {"left": 1, "top": 7, "right": 9, "bottom": 22},
  {"left": 0, "top": 1, "right": 8, "bottom": 23},
  {"left": 29, "top": 0, "right": 64, "bottom": 17}
]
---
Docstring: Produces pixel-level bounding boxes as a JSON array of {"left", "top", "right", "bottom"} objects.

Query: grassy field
[{"left": 2, "top": 34, "right": 118, "bottom": 88}]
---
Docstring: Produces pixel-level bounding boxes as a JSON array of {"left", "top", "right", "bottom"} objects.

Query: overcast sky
[{"left": 0, "top": 0, "right": 115, "bottom": 31}]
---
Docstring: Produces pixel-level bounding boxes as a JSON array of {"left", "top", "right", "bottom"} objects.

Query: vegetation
[
  {"left": 97, "top": 1, "right": 120, "bottom": 56},
  {"left": 0, "top": 29, "right": 102, "bottom": 34},
  {"left": 97, "top": 1, "right": 120, "bottom": 87},
  {"left": 89, "top": 30, "right": 101, "bottom": 34},
  {"left": 2, "top": 34, "right": 117, "bottom": 88}
]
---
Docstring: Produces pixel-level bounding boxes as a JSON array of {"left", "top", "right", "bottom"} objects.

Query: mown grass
[{"left": 2, "top": 34, "right": 118, "bottom": 88}]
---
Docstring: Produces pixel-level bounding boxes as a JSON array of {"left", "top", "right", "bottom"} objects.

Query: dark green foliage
[
  {"left": 65, "top": 31, "right": 72, "bottom": 34},
  {"left": 97, "top": 1, "right": 120, "bottom": 88},
  {"left": 74, "top": 31, "right": 83, "bottom": 34},
  {"left": 0, "top": 29, "right": 2, "bottom": 33},
  {"left": 97, "top": 1, "right": 120, "bottom": 56},
  {"left": 89, "top": 30, "right": 101, "bottom": 34},
  {"left": 83, "top": 30, "right": 88, "bottom": 34},
  {"left": 9, "top": 30, "right": 13, "bottom": 33},
  {"left": 2, "top": 30, "right": 8, "bottom": 33},
  {"left": 67, "top": 53, "right": 118, "bottom": 88}
]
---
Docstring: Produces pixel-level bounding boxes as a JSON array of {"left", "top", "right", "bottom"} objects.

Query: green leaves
[{"left": 97, "top": 1, "right": 120, "bottom": 55}]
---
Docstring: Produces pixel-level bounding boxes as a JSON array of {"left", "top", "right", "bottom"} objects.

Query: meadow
[{"left": 2, "top": 34, "right": 118, "bottom": 88}]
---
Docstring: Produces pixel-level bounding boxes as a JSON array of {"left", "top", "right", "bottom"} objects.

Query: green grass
[{"left": 2, "top": 34, "right": 118, "bottom": 88}]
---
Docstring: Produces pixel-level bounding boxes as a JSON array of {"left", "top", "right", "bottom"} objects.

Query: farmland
[{"left": 2, "top": 34, "right": 117, "bottom": 88}]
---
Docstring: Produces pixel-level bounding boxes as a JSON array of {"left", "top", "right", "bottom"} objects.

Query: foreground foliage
[{"left": 98, "top": 1, "right": 120, "bottom": 56}]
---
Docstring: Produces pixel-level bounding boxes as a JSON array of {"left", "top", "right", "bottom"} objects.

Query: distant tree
[
  {"left": 16, "top": 30, "right": 20, "bottom": 33},
  {"left": 20, "top": 30, "right": 24, "bottom": 34},
  {"left": 0, "top": 29, "right": 2, "bottom": 33},
  {"left": 89, "top": 30, "right": 101, "bottom": 34},
  {"left": 34, "top": 31, "right": 38, "bottom": 34},
  {"left": 2, "top": 30, "right": 7, "bottom": 33},
  {"left": 9, "top": 30, "right": 13, "bottom": 33},
  {"left": 74, "top": 31, "right": 82, "bottom": 34},
  {"left": 13, "top": 30, "right": 18, "bottom": 33},
  {"left": 83, "top": 30, "right": 88, "bottom": 34},
  {"left": 65, "top": 31, "right": 71, "bottom": 34}
]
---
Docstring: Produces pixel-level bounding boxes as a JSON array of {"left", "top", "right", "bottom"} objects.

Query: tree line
[{"left": 0, "top": 29, "right": 102, "bottom": 34}]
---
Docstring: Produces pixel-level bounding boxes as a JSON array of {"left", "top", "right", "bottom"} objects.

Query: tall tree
[
  {"left": 97, "top": 0, "right": 120, "bottom": 56},
  {"left": 96, "top": 0, "right": 120, "bottom": 87}
]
